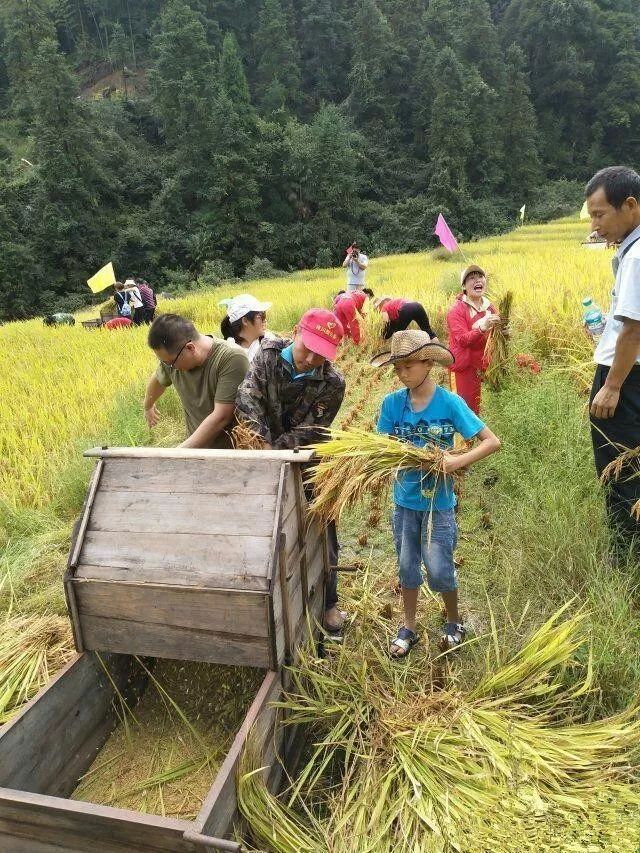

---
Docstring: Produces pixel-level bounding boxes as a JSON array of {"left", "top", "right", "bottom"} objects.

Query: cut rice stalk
[
  {"left": 484, "top": 291, "right": 513, "bottom": 391},
  {"left": 305, "top": 428, "right": 460, "bottom": 523}
]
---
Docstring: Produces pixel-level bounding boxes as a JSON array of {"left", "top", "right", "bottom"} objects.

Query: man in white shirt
[
  {"left": 342, "top": 242, "right": 368, "bottom": 292},
  {"left": 586, "top": 165, "right": 640, "bottom": 550}
]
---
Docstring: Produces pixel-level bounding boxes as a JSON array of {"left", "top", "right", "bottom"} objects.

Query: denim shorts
[{"left": 392, "top": 505, "right": 458, "bottom": 593}]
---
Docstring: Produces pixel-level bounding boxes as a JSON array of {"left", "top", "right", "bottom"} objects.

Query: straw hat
[
  {"left": 460, "top": 264, "right": 486, "bottom": 288},
  {"left": 370, "top": 330, "right": 454, "bottom": 368}
]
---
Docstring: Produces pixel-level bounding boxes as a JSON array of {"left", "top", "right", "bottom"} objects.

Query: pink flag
[{"left": 434, "top": 214, "right": 459, "bottom": 253}]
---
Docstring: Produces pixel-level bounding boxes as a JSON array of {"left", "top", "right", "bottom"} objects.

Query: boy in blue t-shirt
[{"left": 371, "top": 330, "right": 501, "bottom": 657}]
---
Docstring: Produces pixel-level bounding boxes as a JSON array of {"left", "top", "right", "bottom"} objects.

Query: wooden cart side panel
[
  {"left": 0, "top": 790, "right": 195, "bottom": 853},
  {"left": 195, "top": 671, "right": 282, "bottom": 840},
  {"left": 87, "top": 491, "right": 276, "bottom": 538},
  {"left": 0, "top": 653, "right": 142, "bottom": 798},
  {"left": 98, "top": 457, "right": 282, "bottom": 496},
  {"left": 77, "top": 613, "right": 272, "bottom": 669},
  {"left": 74, "top": 581, "right": 270, "bottom": 636},
  {"left": 77, "top": 531, "right": 272, "bottom": 589}
]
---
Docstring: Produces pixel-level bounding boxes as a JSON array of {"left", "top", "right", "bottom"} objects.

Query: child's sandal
[
  {"left": 440, "top": 622, "right": 466, "bottom": 651},
  {"left": 390, "top": 626, "right": 419, "bottom": 659}
]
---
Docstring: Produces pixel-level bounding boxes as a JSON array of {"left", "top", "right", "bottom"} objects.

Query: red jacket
[
  {"left": 383, "top": 298, "right": 407, "bottom": 321},
  {"left": 446, "top": 294, "right": 497, "bottom": 373},
  {"left": 333, "top": 292, "right": 366, "bottom": 343}
]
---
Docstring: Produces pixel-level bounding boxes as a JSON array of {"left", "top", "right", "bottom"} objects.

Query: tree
[
  {"left": 110, "top": 22, "right": 129, "bottom": 98},
  {"left": 254, "top": 0, "right": 301, "bottom": 114},
  {"left": 500, "top": 44, "right": 541, "bottom": 200},
  {"left": 2, "top": 0, "right": 56, "bottom": 121},
  {"left": 427, "top": 48, "right": 473, "bottom": 215}
]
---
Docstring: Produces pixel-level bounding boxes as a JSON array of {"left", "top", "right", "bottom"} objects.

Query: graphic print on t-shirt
[{"left": 392, "top": 417, "right": 455, "bottom": 445}]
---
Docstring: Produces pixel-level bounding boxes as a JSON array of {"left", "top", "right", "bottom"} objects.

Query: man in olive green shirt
[{"left": 144, "top": 313, "right": 248, "bottom": 448}]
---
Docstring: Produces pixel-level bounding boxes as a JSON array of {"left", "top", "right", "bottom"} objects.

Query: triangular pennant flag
[
  {"left": 434, "top": 214, "right": 459, "bottom": 253},
  {"left": 87, "top": 262, "right": 116, "bottom": 294},
  {"left": 579, "top": 200, "right": 590, "bottom": 220},
  {"left": 519, "top": 204, "right": 526, "bottom": 221}
]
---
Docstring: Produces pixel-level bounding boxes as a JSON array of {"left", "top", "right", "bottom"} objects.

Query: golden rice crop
[
  {"left": 484, "top": 290, "right": 513, "bottom": 390},
  {"left": 305, "top": 428, "right": 460, "bottom": 522}
]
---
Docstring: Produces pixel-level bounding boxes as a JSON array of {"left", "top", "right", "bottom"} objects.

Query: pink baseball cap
[{"left": 298, "top": 309, "right": 344, "bottom": 360}]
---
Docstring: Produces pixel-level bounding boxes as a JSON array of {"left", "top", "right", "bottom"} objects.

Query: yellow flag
[
  {"left": 87, "top": 262, "right": 116, "bottom": 294},
  {"left": 579, "top": 200, "right": 589, "bottom": 220}
]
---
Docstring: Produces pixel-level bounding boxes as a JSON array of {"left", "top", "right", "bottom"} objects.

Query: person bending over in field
[
  {"left": 372, "top": 329, "right": 501, "bottom": 657},
  {"left": 373, "top": 296, "right": 440, "bottom": 342},
  {"left": 235, "top": 308, "right": 347, "bottom": 636},
  {"left": 446, "top": 265, "right": 502, "bottom": 415},
  {"left": 144, "top": 313, "right": 248, "bottom": 449},
  {"left": 585, "top": 165, "right": 640, "bottom": 556},
  {"left": 332, "top": 288, "right": 373, "bottom": 344}
]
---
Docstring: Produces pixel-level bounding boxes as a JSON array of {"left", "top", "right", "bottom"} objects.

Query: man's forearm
[
  {"left": 144, "top": 375, "right": 165, "bottom": 409},
  {"left": 180, "top": 406, "right": 234, "bottom": 449},
  {"left": 606, "top": 322, "right": 640, "bottom": 389}
]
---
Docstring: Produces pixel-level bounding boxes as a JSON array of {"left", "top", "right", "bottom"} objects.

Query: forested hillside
[{"left": 0, "top": 0, "right": 638, "bottom": 318}]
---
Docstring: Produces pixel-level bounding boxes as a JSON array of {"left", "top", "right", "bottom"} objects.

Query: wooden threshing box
[
  {"left": 64, "top": 447, "right": 327, "bottom": 668},
  {"left": 0, "top": 447, "right": 324, "bottom": 851}
]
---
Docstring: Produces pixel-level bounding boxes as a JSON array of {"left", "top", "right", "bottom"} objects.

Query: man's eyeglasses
[{"left": 162, "top": 340, "right": 191, "bottom": 368}]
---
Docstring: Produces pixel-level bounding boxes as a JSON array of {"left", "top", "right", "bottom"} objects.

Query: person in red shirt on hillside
[
  {"left": 332, "top": 289, "right": 372, "bottom": 344},
  {"left": 373, "top": 296, "right": 440, "bottom": 342},
  {"left": 446, "top": 265, "right": 502, "bottom": 415}
]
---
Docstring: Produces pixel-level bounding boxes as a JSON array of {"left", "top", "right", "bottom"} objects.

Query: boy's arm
[{"left": 443, "top": 426, "right": 501, "bottom": 474}]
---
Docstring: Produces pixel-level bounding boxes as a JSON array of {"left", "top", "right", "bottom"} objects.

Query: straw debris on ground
[{"left": 72, "top": 659, "right": 263, "bottom": 819}]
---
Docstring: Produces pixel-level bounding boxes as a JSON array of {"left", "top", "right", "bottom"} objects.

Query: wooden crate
[
  {"left": 64, "top": 448, "right": 327, "bottom": 669},
  {"left": 0, "top": 651, "right": 290, "bottom": 852}
]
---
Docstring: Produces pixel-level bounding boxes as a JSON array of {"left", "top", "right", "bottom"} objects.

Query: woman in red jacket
[{"left": 446, "top": 265, "right": 502, "bottom": 415}]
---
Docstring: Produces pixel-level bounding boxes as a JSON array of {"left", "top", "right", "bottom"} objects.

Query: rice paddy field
[{"left": 3, "top": 216, "right": 640, "bottom": 850}]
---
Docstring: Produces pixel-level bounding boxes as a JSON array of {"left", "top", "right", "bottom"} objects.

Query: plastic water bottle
[{"left": 582, "top": 297, "right": 605, "bottom": 344}]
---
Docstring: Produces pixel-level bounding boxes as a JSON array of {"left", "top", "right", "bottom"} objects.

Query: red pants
[{"left": 450, "top": 368, "right": 482, "bottom": 415}]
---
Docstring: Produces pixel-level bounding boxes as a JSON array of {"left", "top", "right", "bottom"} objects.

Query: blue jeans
[{"left": 392, "top": 506, "right": 458, "bottom": 593}]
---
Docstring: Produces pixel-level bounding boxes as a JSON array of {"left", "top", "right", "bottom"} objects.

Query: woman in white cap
[
  {"left": 219, "top": 294, "right": 273, "bottom": 362},
  {"left": 446, "top": 265, "right": 502, "bottom": 415},
  {"left": 123, "top": 278, "right": 145, "bottom": 326}
]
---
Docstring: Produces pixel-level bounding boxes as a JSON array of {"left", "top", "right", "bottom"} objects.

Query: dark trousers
[
  {"left": 383, "top": 302, "right": 436, "bottom": 339},
  {"left": 303, "top": 480, "right": 339, "bottom": 611},
  {"left": 144, "top": 308, "right": 155, "bottom": 325},
  {"left": 590, "top": 364, "right": 640, "bottom": 549},
  {"left": 132, "top": 307, "right": 146, "bottom": 326}
]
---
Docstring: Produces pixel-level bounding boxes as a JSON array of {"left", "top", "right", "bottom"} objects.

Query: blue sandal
[
  {"left": 390, "top": 626, "right": 419, "bottom": 659},
  {"left": 440, "top": 622, "right": 466, "bottom": 651}
]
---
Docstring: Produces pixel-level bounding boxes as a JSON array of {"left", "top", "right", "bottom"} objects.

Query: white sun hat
[{"left": 218, "top": 293, "right": 272, "bottom": 323}]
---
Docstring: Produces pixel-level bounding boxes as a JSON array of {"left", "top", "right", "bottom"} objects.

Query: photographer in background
[{"left": 342, "top": 242, "right": 368, "bottom": 292}]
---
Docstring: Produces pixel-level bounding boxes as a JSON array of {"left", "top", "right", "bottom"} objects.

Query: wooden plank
[
  {"left": 88, "top": 491, "right": 276, "bottom": 538},
  {"left": 0, "top": 791, "right": 194, "bottom": 853},
  {"left": 291, "top": 466, "right": 309, "bottom": 616},
  {"left": 0, "top": 653, "right": 142, "bottom": 797},
  {"left": 69, "top": 460, "right": 104, "bottom": 569},
  {"left": 77, "top": 531, "right": 271, "bottom": 587},
  {"left": 277, "top": 534, "right": 293, "bottom": 663},
  {"left": 195, "top": 672, "right": 281, "bottom": 840},
  {"left": 75, "top": 581, "right": 270, "bottom": 636},
  {"left": 85, "top": 447, "right": 316, "bottom": 463},
  {"left": 78, "top": 615, "right": 271, "bottom": 668},
  {"left": 99, "top": 457, "right": 281, "bottom": 496},
  {"left": 75, "top": 562, "right": 271, "bottom": 592}
]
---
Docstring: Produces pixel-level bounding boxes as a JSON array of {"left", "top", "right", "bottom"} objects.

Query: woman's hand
[{"left": 473, "top": 315, "right": 500, "bottom": 333}]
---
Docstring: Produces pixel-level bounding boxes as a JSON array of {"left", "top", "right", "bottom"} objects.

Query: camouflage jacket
[{"left": 235, "top": 336, "right": 345, "bottom": 449}]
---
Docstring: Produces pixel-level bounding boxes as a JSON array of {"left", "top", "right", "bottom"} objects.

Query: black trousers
[
  {"left": 590, "top": 364, "right": 640, "bottom": 547},
  {"left": 383, "top": 302, "right": 437, "bottom": 339}
]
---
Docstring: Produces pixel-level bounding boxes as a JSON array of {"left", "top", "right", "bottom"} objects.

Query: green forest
[{"left": 0, "top": 0, "right": 638, "bottom": 319}]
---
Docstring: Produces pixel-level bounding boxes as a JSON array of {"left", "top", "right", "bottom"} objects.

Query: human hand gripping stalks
[
  {"left": 305, "top": 428, "right": 463, "bottom": 524},
  {"left": 484, "top": 290, "right": 513, "bottom": 391}
]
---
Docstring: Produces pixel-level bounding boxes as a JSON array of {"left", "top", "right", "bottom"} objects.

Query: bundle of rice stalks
[
  {"left": 0, "top": 613, "right": 74, "bottom": 723},
  {"left": 484, "top": 290, "right": 513, "bottom": 391},
  {"left": 238, "top": 607, "right": 640, "bottom": 852},
  {"left": 306, "top": 428, "right": 459, "bottom": 523},
  {"left": 231, "top": 419, "right": 268, "bottom": 450},
  {"left": 599, "top": 444, "right": 640, "bottom": 519}
]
